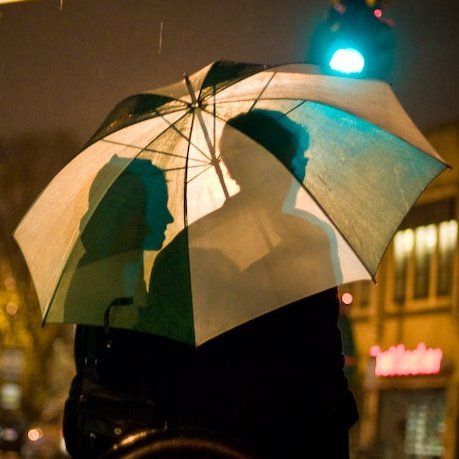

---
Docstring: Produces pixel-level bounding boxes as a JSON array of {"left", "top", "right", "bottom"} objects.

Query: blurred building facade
[
  {"left": 0, "top": 134, "right": 77, "bottom": 457},
  {"left": 0, "top": 240, "right": 74, "bottom": 457},
  {"left": 343, "top": 123, "right": 459, "bottom": 459}
]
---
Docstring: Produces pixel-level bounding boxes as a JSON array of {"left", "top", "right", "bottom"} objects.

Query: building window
[
  {"left": 413, "top": 224, "right": 437, "bottom": 298},
  {"left": 359, "top": 280, "right": 371, "bottom": 307},
  {"left": 392, "top": 198, "right": 456, "bottom": 303},
  {"left": 393, "top": 229, "right": 414, "bottom": 302},
  {"left": 393, "top": 220, "right": 457, "bottom": 301},
  {"left": 405, "top": 392, "right": 446, "bottom": 457},
  {"left": 437, "top": 220, "right": 458, "bottom": 295},
  {"left": 377, "top": 388, "right": 446, "bottom": 459}
]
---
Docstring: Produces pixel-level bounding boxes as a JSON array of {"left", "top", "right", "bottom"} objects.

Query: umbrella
[{"left": 14, "top": 61, "right": 447, "bottom": 346}]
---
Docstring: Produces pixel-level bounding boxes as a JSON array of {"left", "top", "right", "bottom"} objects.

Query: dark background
[{"left": 0, "top": 0, "right": 458, "bottom": 232}]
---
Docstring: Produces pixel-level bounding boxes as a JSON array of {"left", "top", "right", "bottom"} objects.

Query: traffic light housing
[{"left": 309, "top": 0, "right": 395, "bottom": 79}]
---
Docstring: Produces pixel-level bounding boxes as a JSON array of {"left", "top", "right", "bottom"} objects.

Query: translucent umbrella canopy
[{"left": 14, "top": 61, "right": 447, "bottom": 346}]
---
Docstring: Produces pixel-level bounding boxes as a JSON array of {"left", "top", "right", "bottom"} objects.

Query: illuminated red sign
[{"left": 369, "top": 343, "right": 443, "bottom": 377}]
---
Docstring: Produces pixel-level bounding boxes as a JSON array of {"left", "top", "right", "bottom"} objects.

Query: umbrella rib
[
  {"left": 100, "top": 139, "right": 209, "bottom": 164},
  {"left": 163, "top": 163, "right": 213, "bottom": 173},
  {"left": 205, "top": 97, "right": 311, "bottom": 106},
  {"left": 186, "top": 164, "right": 214, "bottom": 183},
  {"left": 200, "top": 108, "right": 244, "bottom": 160},
  {"left": 197, "top": 99, "right": 308, "bottom": 129},
  {"left": 85, "top": 104, "right": 194, "bottom": 149},
  {"left": 248, "top": 71, "right": 276, "bottom": 112},
  {"left": 154, "top": 105, "right": 213, "bottom": 162},
  {"left": 184, "top": 74, "right": 230, "bottom": 199},
  {"left": 213, "top": 84, "right": 217, "bottom": 169},
  {"left": 183, "top": 106, "right": 197, "bottom": 346},
  {"left": 282, "top": 100, "right": 307, "bottom": 117}
]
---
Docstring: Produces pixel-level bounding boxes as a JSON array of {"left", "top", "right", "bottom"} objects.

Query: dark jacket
[{"left": 63, "top": 287, "right": 358, "bottom": 458}]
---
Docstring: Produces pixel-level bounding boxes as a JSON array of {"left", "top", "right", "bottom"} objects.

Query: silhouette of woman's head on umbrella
[{"left": 80, "top": 156, "right": 173, "bottom": 262}]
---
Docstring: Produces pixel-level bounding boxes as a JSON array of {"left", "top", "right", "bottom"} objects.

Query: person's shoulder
[
  {"left": 302, "top": 287, "right": 339, "bottom": 305},
  {"left": 152, "top": 230, "right": 188, "bottom": 270}
]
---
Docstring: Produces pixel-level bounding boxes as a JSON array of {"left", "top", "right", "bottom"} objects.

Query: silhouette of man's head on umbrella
[{"left": 220, "top": 110, "right": 309, "bottom": 192}]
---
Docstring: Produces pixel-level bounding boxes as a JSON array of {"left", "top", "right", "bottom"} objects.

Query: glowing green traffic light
[{"left": 329, "top": 48, "right": 365, "bottom": 74}]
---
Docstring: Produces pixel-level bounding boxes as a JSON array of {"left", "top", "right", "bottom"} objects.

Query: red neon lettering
[{"left": 369, "top": 343, "right": 442, "bottom": 377}]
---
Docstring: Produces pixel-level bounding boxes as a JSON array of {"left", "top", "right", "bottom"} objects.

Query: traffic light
[
  {"left": 329, "top": 48, "right": 366, "bottom": 74},
  {"left": 309, "top": 0, "right": 395, "bottom": 79}
]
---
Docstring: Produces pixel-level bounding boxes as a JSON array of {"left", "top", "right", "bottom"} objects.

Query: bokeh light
[
  {"left": 27, "top": 427, "right": 43, "bottom": 442},
  {"left": 341, "top": 292, "right": 353, "bottom": 305},
  {"left": 329, "top": 48, "right": 365, "bottom": 74},
  {"left": 6, "top": 302, "right": 18, "bottom": 316}
]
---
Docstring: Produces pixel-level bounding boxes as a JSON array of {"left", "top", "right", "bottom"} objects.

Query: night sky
[{"left": 0, "top": 0, "right": 458, "bottom": 231}]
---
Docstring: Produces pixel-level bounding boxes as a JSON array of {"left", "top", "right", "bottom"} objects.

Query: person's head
[
  {"left": 220, "top": 110, "right": 309, "bottom": 188},
  {"left": 81, "top": 156, "right": 173, "bottom": 261}
]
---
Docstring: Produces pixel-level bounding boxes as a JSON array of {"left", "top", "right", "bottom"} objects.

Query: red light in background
[
  {"left": 374, "top": 8, "right": 383, "bottom": 18},
  {"left": 334, "top": 2, "right": 346, "bottom": 14},
  {"left": 341, "top": 292, "right": 353, "bottom": 305}
]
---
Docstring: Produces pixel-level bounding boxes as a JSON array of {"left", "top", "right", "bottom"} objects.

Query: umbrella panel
[
  {"left": 184, "top": 114, "right": 369, "bottom": 344},
  {"left": 212, "top": 65, "right": 440, "bottom": 160},
  {"left": 45, "top": 112, "right": 193, "bottom": 342},
  {"left": 209, "top": 99, "right": 446, "bottom": 277}
]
